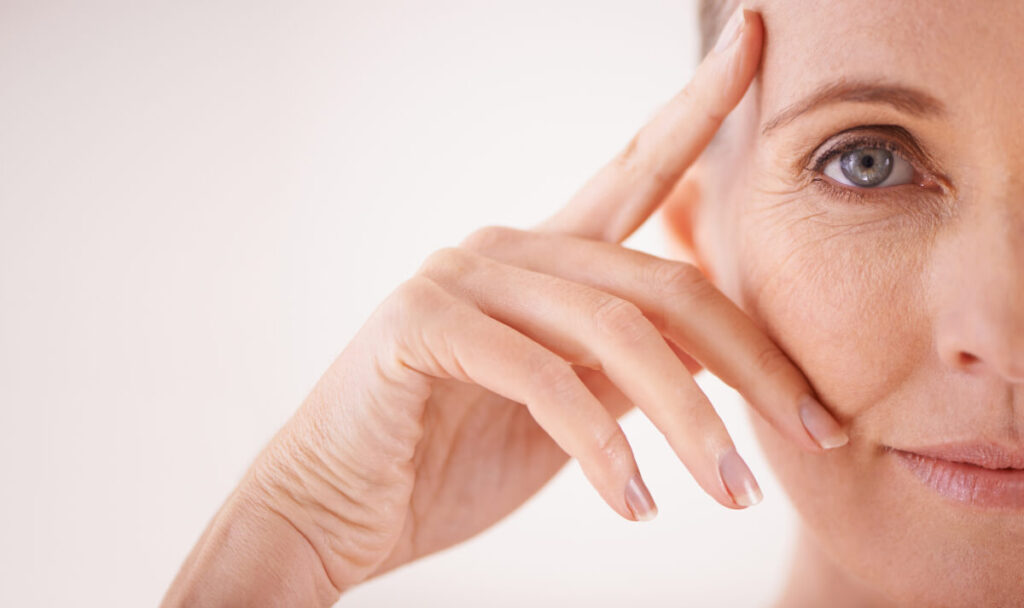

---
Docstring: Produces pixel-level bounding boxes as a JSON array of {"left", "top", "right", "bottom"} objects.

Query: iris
[{"left": 838, "top": 148, "right": 893, "bottom": 187}]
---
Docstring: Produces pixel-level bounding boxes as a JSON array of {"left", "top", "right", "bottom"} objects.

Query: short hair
[{"left": 697, "top": 0, "right": 738, "bottom": 59}]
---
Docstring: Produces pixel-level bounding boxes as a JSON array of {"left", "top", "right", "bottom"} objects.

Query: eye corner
[{"left": 919, "top": 169, "right": 954, "bottom": 195}]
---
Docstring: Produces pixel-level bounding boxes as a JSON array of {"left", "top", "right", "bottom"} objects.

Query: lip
[{"left": 889, "top": 442, "right": 1024, "bottom": 509}]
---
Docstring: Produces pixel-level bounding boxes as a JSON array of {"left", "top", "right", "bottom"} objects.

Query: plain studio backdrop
[{"left": 0, "top": 1, "right": 798, "bottom": 606}]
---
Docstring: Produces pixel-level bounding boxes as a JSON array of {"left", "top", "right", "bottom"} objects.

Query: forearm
[{"left": 161, "top": 483, "right": 341, "bottom": 608}]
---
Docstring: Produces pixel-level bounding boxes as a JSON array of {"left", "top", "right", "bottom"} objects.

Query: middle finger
[
  {"left": 419, "top": 246, "right": 762, "bottom": 509},
  {"left": 460, "top": 225, "right": 850, "bottom": 453}
]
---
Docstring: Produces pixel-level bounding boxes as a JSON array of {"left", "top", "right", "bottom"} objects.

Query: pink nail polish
[
  {"left": 624, "top": 472, "right": 658, "bottom": 521},
  {"left": 798, "top": 394, "right": 850, "bottom": 450},
  {"left": 717, "top": 446, "right": 762, "bottom": 508},
  {"left": 712, "top": 4, "right": 746, "bottom": 54}
]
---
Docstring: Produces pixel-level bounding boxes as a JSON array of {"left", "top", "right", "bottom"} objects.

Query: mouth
[{"left": 887, "top": 442, "right": 1024, "bottom": 509}]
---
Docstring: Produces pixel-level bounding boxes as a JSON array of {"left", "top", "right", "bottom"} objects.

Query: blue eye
[{"left": 823, "top": 146, "right": 914, "bottom": 188}]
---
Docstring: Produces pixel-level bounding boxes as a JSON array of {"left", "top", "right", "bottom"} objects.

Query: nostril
[
  {"left": 937, "top": 326, "right": 1024, "bottom": 381},
  {"left": 955, "top": 351, "right": 981, "bottom": 369},
  {"left": 953, "top": 350, "right": 1024, "bottom": 383}
]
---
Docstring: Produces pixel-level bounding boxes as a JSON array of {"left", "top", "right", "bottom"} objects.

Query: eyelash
[
  {"left": 805, "top": 131, "right": 933, "bottom": 204},
  {"left": 810, "top": 135, "right": 904, "bottom": 174}
]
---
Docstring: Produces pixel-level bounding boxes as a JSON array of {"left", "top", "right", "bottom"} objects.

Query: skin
[
  {"left": 163, "top": 2, "right": 1024, "bottom": 606},
  {"left": 665, "top": 1, "right": 1024, "bottom": 606}
]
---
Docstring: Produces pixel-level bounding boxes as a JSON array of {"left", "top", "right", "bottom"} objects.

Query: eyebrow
[{"left": 760, "top": 79, "right": 948, "bottom": 136}]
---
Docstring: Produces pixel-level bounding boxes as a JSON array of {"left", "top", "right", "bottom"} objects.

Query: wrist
[{"left": 161, "top": 479, "right": 342, "bottom": 607}]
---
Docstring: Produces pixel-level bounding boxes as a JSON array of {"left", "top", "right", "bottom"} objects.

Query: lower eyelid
[
  {"left": 811, "top": 171, "right": 943, "bottom": 206},
  {"left": 810, "top": 176, "right": 956, "bottom": 229},
  {"left": 810, "top": 175, "right": 898, "bottom": 205}
]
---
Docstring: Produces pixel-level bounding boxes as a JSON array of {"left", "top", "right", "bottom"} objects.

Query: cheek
[
  {"left": 722, "top": 190, "right": 1019, "bottom": 604},
  {"left": 730, "top": 193, "right": 935, "bottom": 421}
]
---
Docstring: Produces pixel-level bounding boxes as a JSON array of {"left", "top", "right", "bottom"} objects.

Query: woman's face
[{"left": 676, "top": 1, "right": 1024, "bottom": 604}]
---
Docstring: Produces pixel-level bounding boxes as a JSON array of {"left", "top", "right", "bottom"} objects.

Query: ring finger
[
  {"left": 418, "top": 247, "right": 763, "bottom": 509},
  {"left": 459, "top": 225, "right": 849, "bottom": 453}
]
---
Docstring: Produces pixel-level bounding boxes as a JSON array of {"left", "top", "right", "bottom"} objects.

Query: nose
[{"left": 932, "top": 198, "right": 1024, "bottom": 383}]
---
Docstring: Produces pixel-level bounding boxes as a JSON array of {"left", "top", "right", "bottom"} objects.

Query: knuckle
[
  {"left": 459, "top": 224, "right": 519, "bottom": 253},
  {"left": 752, "top": 343, "right": 792, "bottom": 379},
  {"left": 591, "top": 297, "right": 652, "bottom": 345},
  {"left": 382, "top": 276, "right": 469, "bottom": 375},
  {"left": 573, "top": 352, "right": 604, "bottom": 371},
  {"left": 594, "top": 425, "right": 630, "bottom": 465},
  {"left": 645, "top": 260, "right": 709, "bottom": 296},
  {"left": 613, "top": 133, "right": 646, "bottom": 182},
  {"left": 677, "top": 78, "right": 722, "bottom": 125},
  {"left": 417, "top": 246, "right": 476, "bottom": 282},
  {"left": 700, "top": 88, "right": 729, "bottom": 126},
  {"left": 385, "top": 276, "right": 448, "bottom": 322},
  {"left": 391, "top": 275, "right": 435, "bottom": 309},
  {"left": 529, "top": 355, "right": 581, "bottom": 405},
  {"left": 673, "top": 81, "right": 698, "bottom": 111},
  {"left": 377, "top": 278, "right": 441, "bottom": 352},
  {"left": 704, "top": 103, "right": 728, "bottom": 127},
  {"left": 613, "top": 133, "right": 672, "bottom": 191}
]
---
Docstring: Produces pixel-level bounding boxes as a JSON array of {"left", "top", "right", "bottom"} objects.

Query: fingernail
[
  {"left": 624, "top": 472, "right": 658, "bottom": 521},
  {"left": 712, "top": 4, "right": 747, "bottom": 55},
  {"left": 798, "top": 394, "right": 849, "bottom": 450},
  {"left": 717, "top": 446, "right": 762, "bottom": 508}
]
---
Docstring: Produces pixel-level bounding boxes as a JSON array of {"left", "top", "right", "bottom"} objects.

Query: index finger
[{"left": 536, "top": 6, "right": 763, "bottom": 243}]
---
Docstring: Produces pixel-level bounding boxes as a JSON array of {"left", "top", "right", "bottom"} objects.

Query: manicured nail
[
  {"left": 718, "top": 446, "right": 762, "bottom": 508},
  {"left": 712, "top": 4, "right": 746, "bottom": 55},
  {"left": 624, "top": 472, "right": 658, "bottom": 521},
  {"left": 798, "top": 394, "right": 849, "bottom": 450}
]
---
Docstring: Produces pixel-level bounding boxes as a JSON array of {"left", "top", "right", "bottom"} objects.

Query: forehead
[{"left": 753, "top": 0, "right": 1024, "bottom": 123}]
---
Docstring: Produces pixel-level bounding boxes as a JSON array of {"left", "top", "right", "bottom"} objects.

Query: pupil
[{"left": 838, "top": 148, "right": 893, "bottom": 187}]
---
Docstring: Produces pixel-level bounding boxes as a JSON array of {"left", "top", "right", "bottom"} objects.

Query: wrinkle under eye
[{"left": 772, "top": 123, "right": 954, "bottom": 216}]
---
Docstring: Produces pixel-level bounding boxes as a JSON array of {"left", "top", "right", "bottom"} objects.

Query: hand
[{"left": 163, "top": 8, "right": 847, "bottom": 607}]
